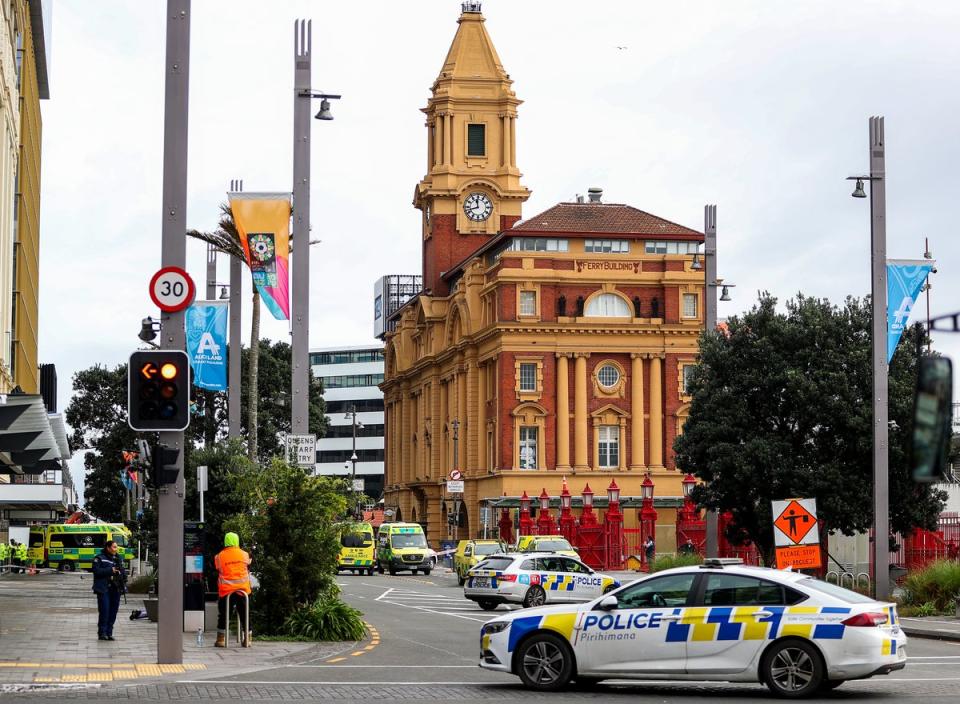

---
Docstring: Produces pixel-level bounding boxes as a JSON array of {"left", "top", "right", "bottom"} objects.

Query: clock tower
[{"left": 415, "top": 2, "right": 530, "bottom": 295}]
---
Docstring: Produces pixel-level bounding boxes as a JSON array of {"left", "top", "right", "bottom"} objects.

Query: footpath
[
  {"left": 0, "top": 571, "right": 351, "bottom": 691},
  {"left": 900, "top": 615, "right": 960, "bottom": 642}
]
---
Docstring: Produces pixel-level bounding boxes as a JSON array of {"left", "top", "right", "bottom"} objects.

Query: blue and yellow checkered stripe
[
  {"left": 665, "top": 605, "right": 851, "bottom": 643},
  {"left": 882, "top": 638, "right": 898, "bottom": 656},
  {"left": 541, "top": 574, "right": 576, "bottom": 592},
  {"left": 504, "top": 613, "right": 580, "bottom": 652}
]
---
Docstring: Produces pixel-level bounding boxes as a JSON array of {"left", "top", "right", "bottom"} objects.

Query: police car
[
  {"left": 464, "top": 552, "right": 620, "bottom": 610},
  {"left": 478, "top": 559, "right": 906, "bottom": 698}
]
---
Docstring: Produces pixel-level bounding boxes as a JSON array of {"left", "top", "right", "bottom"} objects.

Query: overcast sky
[{"left": 39, "top": 1, "right": 960, "bottom": 495}]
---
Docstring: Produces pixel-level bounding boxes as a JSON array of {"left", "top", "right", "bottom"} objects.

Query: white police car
[
  {"left": 479, "top": 559, "right": 906, "bottom": 697},
  {"left": 464, "top": 552, "right": 620, "bottom": 611}
]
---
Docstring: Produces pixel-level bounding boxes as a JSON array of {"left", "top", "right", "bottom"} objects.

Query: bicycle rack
[{"left": 224, "top": 590, "right": 250, "bottom": 648}]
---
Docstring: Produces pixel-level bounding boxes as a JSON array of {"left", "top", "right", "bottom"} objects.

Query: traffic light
[
  {"left": 128, "top": 351, "right": 191, "bottom": 431},
  {"left": 151, "top": 443, "right": 181, "bottom": 488}
]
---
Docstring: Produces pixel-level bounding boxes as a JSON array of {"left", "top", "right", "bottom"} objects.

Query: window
[
  {"left": 519, "top": 290, "right": 538, "bottom": 316},
  {"left": 321, "top": 374, "right": 385, "bottom": 389},
  {"left": 682, "top": 293, "right": 698, "bottom": 318},
  {"left": 316, "top": 449, "right": 385, "bottom": 464},
  {"left": 702, "top": 574, "right": 798, "bottom": 607},
  {"left": 506, "top": 237, "right": 569, "bottom": 253},
  {"left": 597, "top": 364, "right": 620, "bottom": 389},
  {"left": 682, "top": 365, "right": 696, "bottom": 395},
  {"left": 326, "top": 399, "right": 385, "bottom": 413},
  {"left": 616, "top": 573, "right": 696, "bottom": 609},
  {"left": 481, "top": 556, "right": 516, "bottom": 571},
  {"left": 324, "top": 424, "right": 385, "bottom": 439},
  {"left": 520, "top": 559, "right": 538, "bottom": 571},
  {"left": 467, "top": 123, "right": 486, "bottom": 156},
  {"left": 585, "top": 293, "right": 631, "bottom": 317},
  {"left": 464, "top": 546, "right": 473, "bottom": 557},
  {"left": 310, "top": 349, "right": 384, "bottom": 365},
  {"left": 644, "top": 241, "right": 700, "bottom": 254},
  {"left": 519, "top": 426, "right": 538, "bottom": 469},
  {"left": 518, "top": 363, "right": 537, "bottom": 392},
  {"left": 598, "top": 426, "right": 619, "bottom": 468},
  {"left": 798, "top": 578, "right": 877, "bottom": 604},
  {"left": 584, "top": 239, "right": 630, "bottom": 253},
  {"left": 559, "top": 557, "right": 590, "bottom": 574}
]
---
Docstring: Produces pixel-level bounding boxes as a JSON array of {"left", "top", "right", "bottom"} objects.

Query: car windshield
[
  {"left": 391, "top": 533, "right": 427, "bottom": 549},
  {"left": 474, "top": 557, "right": 515, "bottom": 571},
  {"left": 113, "top": 534, "right": 127, "bottom": 547},
  {"left": 475, "top": 543, "right": 503, "bottom": 555},
  {"left": 798, "top": 578, "right": 878, "bottom": 604},
  {"left": 535, "top": 539, "right": 573, "bottom": 551},
  {"left": 341, "top": 532, "right": 373, "bottom": 548}
]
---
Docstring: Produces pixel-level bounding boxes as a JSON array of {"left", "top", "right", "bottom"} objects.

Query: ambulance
[
  {"left": 337, "top": 521, "right": 376, "bottom": 575},
  {"left": 376, "top": 522, "right": 431, "bottom": 575},
  {"left": 41, "top": 524, "right": 134, "bottom": 571}
]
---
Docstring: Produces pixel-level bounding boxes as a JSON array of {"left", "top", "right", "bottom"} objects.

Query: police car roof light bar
[{"left": 700, "top": 558, "right": 744, "bottom": 569}]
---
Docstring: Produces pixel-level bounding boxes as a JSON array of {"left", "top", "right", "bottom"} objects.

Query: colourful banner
[
  {"left": 185, "top": 301, "right": 228, "bottom": 391},
  {"left": 887, "top": 259, "right": 934, "bottom": 362},
  {"left": 228, "top": 192, "right": 292, "bottom": 320}
]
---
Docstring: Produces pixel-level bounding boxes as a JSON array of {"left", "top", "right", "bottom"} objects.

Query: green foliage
[
  {"left": 223, "top": 458, "right": 348, "bottom": 635},
  {"left": 673, "top": 294, "right": 947, "bottom": 564},
  {"left": 126, "top": 575, "right": 155, "bottom": 594},
  {"left": 902, "top": 560, "right": 960, "bottom": 611},
  {"left": 650, "top": 553, "right": 704, "bottom": 573},
  {"left": 282, "top": 598, "right": 367, "bottom": 642}
]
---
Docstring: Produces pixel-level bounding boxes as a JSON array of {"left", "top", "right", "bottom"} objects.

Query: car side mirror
[{"left": 598, "top": 595, "right": 618, "bottom": 611}]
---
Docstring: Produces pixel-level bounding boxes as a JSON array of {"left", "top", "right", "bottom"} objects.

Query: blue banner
[
  {"left": 887, "top": 260, "right": 934, "bottom": 362},
  {"left": 185, "top": 301, "right": 228, "bottom": 391}
]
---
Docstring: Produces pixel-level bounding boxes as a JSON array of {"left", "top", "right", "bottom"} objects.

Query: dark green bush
[
  {"left": 282, "top": 599, "right": 367, "bottom": 642},
  {"left": 902, "top": 560, "right": 960, "bottom": 611},
  {"left": 650, "top": 553, "right": 703, "bottom": 573}
]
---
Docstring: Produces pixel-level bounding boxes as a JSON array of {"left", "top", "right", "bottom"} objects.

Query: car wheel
[
  {"left": 515, "top": 633, "right": 574, "bottom": 691},
  {"left": 377, "top": 562, "right": 384, "bottom": 575},
  {"left": 761, "top": 639, "right": 824, "bottom": 699},
  {"left": 60, "top": 561, "right": 74, "bottom": 573},
  {"left": 478, "top": 600, "right": 499, "bottom": 611},
  {"left": 422, "top": 568, "right": 432, "bottom": 576},
  {"left": 389, "top": 565, "right": 397, "bottom": 575},
  {"left": 458, "top": 574, "right": 466, "bottom": 587},
  {"left": 368, "top": 568, "right": 375, "bottom": 576},
  {"left": 523, "top": 585, "right": 547, "bottom": 608},
  {"left": 412, "top": 569, "right": 419, "bottom": 575}
]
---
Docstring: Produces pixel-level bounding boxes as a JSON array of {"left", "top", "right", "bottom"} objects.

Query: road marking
[
  {"left": 284, "top": 665, "right": 479, "bottom": 669},
  {"left": 379, "top": 599, "right": 490, "bottom": 622},
  {"left": 325, "top": 657, "right": 346, "bottom": 664}
]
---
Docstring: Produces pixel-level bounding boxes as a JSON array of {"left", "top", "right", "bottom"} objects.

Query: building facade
[
  {"left": 381, "top": 3, "right": 706, "bottom": 548},
  {"left": 311, "top": 346, "right": 386, "bottom": 499}
]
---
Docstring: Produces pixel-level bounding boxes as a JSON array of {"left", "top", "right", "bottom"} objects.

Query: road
[{"left": 9, "top": 570, "right": 960, "bottom": 701}]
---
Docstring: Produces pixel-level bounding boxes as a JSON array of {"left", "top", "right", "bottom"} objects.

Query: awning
[{"left": 0, "top": 395, "right": 70, "bottom": 475}]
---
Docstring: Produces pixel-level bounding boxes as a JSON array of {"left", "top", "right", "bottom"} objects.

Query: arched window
[{"left": 585, "top": 293, "right": 631, "bottom": 317}]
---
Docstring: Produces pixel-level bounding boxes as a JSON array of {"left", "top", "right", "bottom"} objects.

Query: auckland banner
[
  {"left": 186, "top": 301, "right": 228, "bottom": 391},
  {"left": 228, "top": 192, "right": 292, "bottom": 320},
  {"left": 887, "top": 259, "right": 934, "bottom": 362}
]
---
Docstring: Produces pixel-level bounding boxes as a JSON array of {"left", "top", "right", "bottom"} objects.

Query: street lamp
[
  {"left": 291, "top": 17, "right": 342, "bottom": 437},
  {"left": 344, "top": 405, "right": 363, "bottom": 511},
  {"left": 847, "top": 115, "right": 889, "bottom": 599},
  {"left": 639, "top": 474, "right": 657, "bottom": 571}
]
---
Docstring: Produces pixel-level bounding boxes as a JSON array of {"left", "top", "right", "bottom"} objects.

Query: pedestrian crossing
[{"left": 374, "top": 586, "right": 518, "bottom": 622}]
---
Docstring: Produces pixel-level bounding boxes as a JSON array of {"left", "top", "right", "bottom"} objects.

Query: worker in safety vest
[
  {"left": 214, "top": 532, "right": 252, "bottom": 648},
  {"left": 16, "top": 542, "right": 27, "bottom": 571},
  {"left": 0, "top": 541, "right": 8, "bottom": 571}
]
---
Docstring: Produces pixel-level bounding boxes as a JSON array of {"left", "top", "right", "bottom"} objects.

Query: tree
[
  {"left": 188, "top": 204, "right": 262, "bottom": 462},
  {"left": 223, "top": 458, "right": 347, "bottom": 635},
  {"left": 673, "top": 293, "right": 947, "bottom": 565}
]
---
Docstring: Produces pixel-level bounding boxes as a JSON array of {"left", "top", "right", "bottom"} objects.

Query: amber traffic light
[{"left": 128, "top": 351, "right": 191, "bottom": 431}]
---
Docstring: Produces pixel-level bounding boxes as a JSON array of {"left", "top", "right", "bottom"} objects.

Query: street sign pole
[
  {"left": 291, "top": 20, "right": 311, "bottom": 436},
  {"left": 704, "top": 205, "right": 719, "bottom": 559},
  {"left": 157, "top": 0, "right": 190, "bottom": 665}
]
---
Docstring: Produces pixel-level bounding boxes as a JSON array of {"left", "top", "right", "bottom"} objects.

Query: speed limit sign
[{"left": 149, "top": 266, "right": 196, "bottom": 313}]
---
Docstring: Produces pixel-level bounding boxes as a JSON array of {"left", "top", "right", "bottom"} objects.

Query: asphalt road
[{"left": 10, "top": 569, "right": 960, "bottom": 701}]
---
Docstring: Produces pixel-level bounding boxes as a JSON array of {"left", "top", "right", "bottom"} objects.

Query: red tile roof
[{"left": 510, "top": 202, "right": 702, "bottom": 238}]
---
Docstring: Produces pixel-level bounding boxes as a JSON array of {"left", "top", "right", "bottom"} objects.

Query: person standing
[
  {"left": 92, "top": 540, "right": 126, "bottom": 641},
  {"left": 214, "top": 532, "right": 252, "bottom": 648},
  {"left": 643, "top": 536, "right": 656, "bottom": 564},
  {"left": 15, "top": 541, "right": 27, "bottom": 574},
  {"left": 0, "top": 541, "right": 8, "bottom": 572}
]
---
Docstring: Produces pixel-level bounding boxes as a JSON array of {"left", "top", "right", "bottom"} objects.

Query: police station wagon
[
  {"left": 478, "top": 559, "right": 906, "bottom": 697},
  {"left": 464, "top": 552, "right": 620, "bottom": 610}
]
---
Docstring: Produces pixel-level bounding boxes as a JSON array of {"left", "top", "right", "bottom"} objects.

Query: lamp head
[
  {"left": 315, "top": 99, "right": 334, "bottom": 121},
  {"left": 691, "top": 252, "right": 702, "bottom": 271},
  {"left": 138, "top": 317, "right": 158, "bottom": 342},
  {"left": 219, "top": 285, "right": 229, "bottom": 300},
  {"left": 851, "top": 178, "right": 867, "bottom": 199},
  {"left": 720, "top": 285, "right": 732, "bottom": 302}
]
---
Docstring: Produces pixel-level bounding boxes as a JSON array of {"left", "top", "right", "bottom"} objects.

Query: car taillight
[
  {"left": 499, "top": 574, "right": 517, "bottom": 582},
  {"left": 842, "top": 612, "right": 888, "bottom": 627}
]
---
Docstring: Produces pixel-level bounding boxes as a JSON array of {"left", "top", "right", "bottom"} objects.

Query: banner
[
  {"left": 228, "top": 192, "right": 292, "bottom": 320},
  {"left": 185, "top": 301, "right": 228, "bottom": 391},
  {"left": 887, "top": 259, "right": 934, "bottom": 362}
]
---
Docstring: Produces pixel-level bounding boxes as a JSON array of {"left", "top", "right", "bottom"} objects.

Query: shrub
[
  {"left": 126, "top": 575, "right": 155, "bottom": 594},
  {"left": 282, "top": 598, "right": 367, "bottom": 642},
  {"left": 902, "top": 560, "right": 960, "bottom": 611},
  {"left": 650, "top": 553, "right": 703, "bottom": 573}
]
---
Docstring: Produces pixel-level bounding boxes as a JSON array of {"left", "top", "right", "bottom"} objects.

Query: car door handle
[
  {"left": 751, "top": 611, "right": 774, "bottom": 619},
  {"left": 660, "top": 615, "right": 682, "bottom": 622}
]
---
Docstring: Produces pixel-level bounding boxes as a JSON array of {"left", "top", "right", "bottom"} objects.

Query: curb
[{"left": 900, "top": 626, "right": 960, "bottom": 642}]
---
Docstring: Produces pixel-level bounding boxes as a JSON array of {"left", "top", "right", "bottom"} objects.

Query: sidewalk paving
[
  {"left": 900, "top": 615, "right": 960, "bottom": 642},
  {"left": 0, "top": 572, "right": 351, "bottom": 687}
]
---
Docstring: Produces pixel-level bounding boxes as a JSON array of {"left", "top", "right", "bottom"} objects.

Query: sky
[{"left": 37, "top": 1, "right": 960, "bottom": 496}]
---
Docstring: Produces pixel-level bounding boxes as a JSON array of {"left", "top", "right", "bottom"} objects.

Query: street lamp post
[
  {"left": 345, "top": 405, "right": 363, "bottom": 515},
  {"left": 848, "top": 116, "right": 889, "bottom": 600},
  {"left": 291, "top": 19, "right": 341, "bottom": 436},
  {"left": 451, "top": 419, "right": 460, "bottom": 540},
  {"left": 228, "top": 179, "right": 243, "bottom": 439},
  {"left": 639, "top": 474, "right": 657, "bottom": 571}
]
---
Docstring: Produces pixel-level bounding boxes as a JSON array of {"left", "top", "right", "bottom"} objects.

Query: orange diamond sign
[{"left": 773, "top": 499, "right": 817, "bottom": 545}]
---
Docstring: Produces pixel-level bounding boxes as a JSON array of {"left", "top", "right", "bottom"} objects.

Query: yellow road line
[{"left": 326, "top": 657, "right": 346, "bottom": 663}]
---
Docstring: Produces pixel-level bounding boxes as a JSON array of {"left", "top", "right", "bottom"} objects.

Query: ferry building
[{"left": 381, "top": 3, "right": 705, "bottom": 548}]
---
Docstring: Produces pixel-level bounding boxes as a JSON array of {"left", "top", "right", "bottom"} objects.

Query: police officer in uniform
[
  {"left": 214, "top": 532, "right": 252, "bottom": 647},
  {"left": 0, "top": 540, "right": 8, "bottom": 571},
  {"left": 92, "top": 540, "right": 126, "bottom": 640},
  {"left": 16, "top": 541, "right": 27, "bottom": 573}
]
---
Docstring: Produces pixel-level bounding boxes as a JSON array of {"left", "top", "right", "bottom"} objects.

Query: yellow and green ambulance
[
  {"left": 41, "top": 524, "right": 134, "bottom": 571},
  {"left": 337, "top": 521, "right": 376, "bottom": 575},
  {"left": 376, "top": 522, "right": 430, "bottom": 575}
]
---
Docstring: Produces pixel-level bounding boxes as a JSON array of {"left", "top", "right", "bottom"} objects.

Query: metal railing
[
  {"left": 825, "top": 569, "right": 871, "bottom": 591},
  {"left": 224, "top": 590, "right": 251, "bottom": 648}
]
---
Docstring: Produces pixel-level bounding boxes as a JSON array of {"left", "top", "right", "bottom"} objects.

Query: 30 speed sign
[{"left": 149, "top": 266, "right": 196, "bottom": 313}]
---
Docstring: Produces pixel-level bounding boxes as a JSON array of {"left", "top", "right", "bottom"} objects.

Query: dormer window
[{"left": 467, "top": 124, "right": 486, "bottom": 156}]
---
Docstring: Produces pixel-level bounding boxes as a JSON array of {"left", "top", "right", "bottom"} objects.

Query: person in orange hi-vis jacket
[{"left": 214, "top": 532, "right": 252, "bottom": 647}]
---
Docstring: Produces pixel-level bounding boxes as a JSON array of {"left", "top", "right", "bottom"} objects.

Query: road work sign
[{"left": 772, "top": 497, "right": 821, "bottom": 570}]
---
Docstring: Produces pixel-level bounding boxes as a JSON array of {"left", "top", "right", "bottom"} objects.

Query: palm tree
[{"left": 188, "top": 203, "right": 261, "bottom": 462}]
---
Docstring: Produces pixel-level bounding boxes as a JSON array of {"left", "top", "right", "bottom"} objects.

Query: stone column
[
  {"left": 457, "top": 367, "right": 467, "bottom": 472},
  {"left": 400, "top": 387, "right": 411, "bottom": 486},
  {"left": 509, "top": 116, "right": 517, "bottom": 168},
  {"left": 477, "top": 362, "right": 487, "bottom": 471},
  {"left": 439, "top": 379, "right": 448, "bottom": 473},
  {"left": 574, "top": 353, "right": 590, "bottom": 471},
  {"left": 555, "top": 354, "right": 571, "bottom": 471},
  {"left": 466, "top": 355, "right": 479, "bottom": 473},
  {"left": 630, "top": 354, "right": 645, "bottom": 470},
  {"left": 501, "top": 113, "right": 509, "bottom": 168},
  {"left": 430, "top": 375, "right": 441, "bottom": 481},
  {"left": 649, "top": 354, "right": 664, "bottom": 469},
  {"left": 444, "top": 113, "right": 453, "bottom": 165}
]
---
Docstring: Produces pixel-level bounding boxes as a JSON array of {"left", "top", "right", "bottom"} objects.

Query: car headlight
[{"left": 482, "top": 622, "right": 509, "bottom": 635}]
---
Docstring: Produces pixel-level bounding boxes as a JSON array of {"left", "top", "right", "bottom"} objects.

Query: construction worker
[
  {"left": 0, "top": 541, "right": 8, "bottom": 572},
  {"left": 15, "top": 542, "right": 27, "bottom": 574},
  {"left": 214, "top": 532, "right": 252, "bottom": 648}
]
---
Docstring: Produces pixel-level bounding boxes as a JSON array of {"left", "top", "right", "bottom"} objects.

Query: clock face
[{"left": 463, "top": 192, "right": 493, "bottom": 222}]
